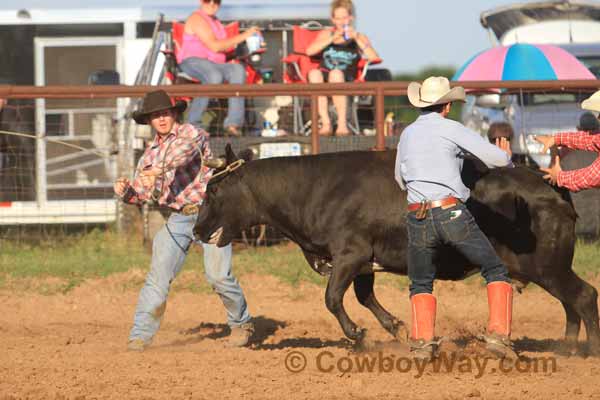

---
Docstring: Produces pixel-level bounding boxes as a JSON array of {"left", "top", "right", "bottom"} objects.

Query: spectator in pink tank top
[{"left": 179, "top": 0, "right": 261, "bottom": 136}]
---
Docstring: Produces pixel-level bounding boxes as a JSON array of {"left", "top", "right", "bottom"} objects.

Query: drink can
[{"left": 246, "top": 33, "right": 262, "bottom": 53}]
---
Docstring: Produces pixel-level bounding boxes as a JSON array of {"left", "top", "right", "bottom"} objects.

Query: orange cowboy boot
[
  {"left": 409, "top": 293, "right": 438, "bottom": 361},
  {"left": 482, "top": 281, "right": 518, "bottom": 359}
]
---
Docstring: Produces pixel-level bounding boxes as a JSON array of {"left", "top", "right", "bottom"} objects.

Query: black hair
[
  {"left": 578, "top": 111, "right": 599, "bottom": 133},
  {"left": 420, "top": 103, "right": 447, "bottom": 114}
]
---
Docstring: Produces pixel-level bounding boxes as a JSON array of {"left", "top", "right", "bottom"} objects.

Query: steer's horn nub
[{"left": 204, "top": 158, "right": 226, "bottom": 169}]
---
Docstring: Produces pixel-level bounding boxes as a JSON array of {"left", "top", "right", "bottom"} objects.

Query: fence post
[
  {"left": 311, "top": 94, "right": 320, "bottom": 154},
  {"left": 375, "top": 87, "right": 385, "bottom": 151},
  {"left": 34, "top": 98, "right": 48, "bottom": 206}
]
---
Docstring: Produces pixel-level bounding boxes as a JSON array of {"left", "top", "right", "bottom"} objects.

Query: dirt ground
[{"left": 2, "top": 271, "right": 600, "bottom": 400}]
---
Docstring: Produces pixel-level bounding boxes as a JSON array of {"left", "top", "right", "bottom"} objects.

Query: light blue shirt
[{"left": 395, "top": 112, "right": 512, "bottom": 204}]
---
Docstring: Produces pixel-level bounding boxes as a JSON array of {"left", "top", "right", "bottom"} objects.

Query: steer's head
[{"left": 194, "top": 144, "right": 254, "bottom": 247}]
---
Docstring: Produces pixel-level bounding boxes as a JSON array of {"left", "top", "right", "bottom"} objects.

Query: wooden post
[
  {"left": 375, "top": 87, "right": 385, "bottom": 150},
  {"left": 311, "top": 94, "right": 320, "bottom": 154}
]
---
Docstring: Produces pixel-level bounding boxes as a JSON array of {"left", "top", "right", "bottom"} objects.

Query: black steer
[{"left": 194, "top": 145, "right": 600, "bottom": 354}]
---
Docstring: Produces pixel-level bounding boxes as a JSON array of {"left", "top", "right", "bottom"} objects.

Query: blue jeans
[
  {"left": 179, "top": 57, "right": 246, "bottom": 129},
  {"left": 406, "top": 202, "right": 510, "bottom": 297},
  {"left": 129, "top": 213, "right": 251, "bottom": 343}
]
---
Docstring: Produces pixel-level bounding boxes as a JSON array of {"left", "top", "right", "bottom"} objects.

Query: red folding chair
[
  {"left": 282, "top": 25, "right": 322, "bottom": 83},
  {"left": 163, "top": 21, "right": 252, "bottom": 85},
  {"left": 282, "top": 24, "right": 382, "bottom": 135}
]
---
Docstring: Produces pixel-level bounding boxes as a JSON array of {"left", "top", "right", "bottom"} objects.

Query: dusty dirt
[{"left": 2, "top": 271, "right": 600, "bottom": 400}]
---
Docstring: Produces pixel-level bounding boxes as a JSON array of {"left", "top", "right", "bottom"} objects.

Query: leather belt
[{"left": 407, "top": 196, "right": 459, "bottom": 212}]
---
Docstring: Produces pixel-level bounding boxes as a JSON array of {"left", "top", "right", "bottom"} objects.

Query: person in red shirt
[{"left": 535, "top": 90, "right": 600, "bottom": 191}]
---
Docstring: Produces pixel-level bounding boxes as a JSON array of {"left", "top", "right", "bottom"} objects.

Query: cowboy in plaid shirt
[
  {"left": 114, "top": 90, "right": 254, "bottom": 352},
  {"left": 535, "top": 90, "right": 600, "bottom": 191},
  {"left": 119, "top": 122, "right": 213, "bottom": 210}
]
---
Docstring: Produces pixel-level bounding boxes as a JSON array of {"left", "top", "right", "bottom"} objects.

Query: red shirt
[{"left": 555, "top": 131, "right": 600, "bottom": 192}]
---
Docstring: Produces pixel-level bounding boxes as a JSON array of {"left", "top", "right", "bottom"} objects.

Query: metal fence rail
[{"left": 1, "top": 80, "right": 599, "bottom": 154}]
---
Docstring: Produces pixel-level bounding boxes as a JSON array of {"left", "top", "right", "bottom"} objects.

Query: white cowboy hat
[
  {"left": 582, "top": 90, "right": 600, "bottom": 113},
  {"left": 407, "top": 76, "right": 466, "bottom": 108}
]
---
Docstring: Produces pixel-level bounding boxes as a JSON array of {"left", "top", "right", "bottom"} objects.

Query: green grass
[
  {"left": 0, "top": 229, "right": 150, "bottom": 279},
  {"left": 0, "top": 229, "right": 325, "bottom": 294},
  {"left": 572, "top": 239, "right": 600, "bottom": 277},
  {"left": 1, "top": 230, "right": 599, "bottom": 294},
  {"left": 234, "top": 243, "right": 326, "bottom": 287}
]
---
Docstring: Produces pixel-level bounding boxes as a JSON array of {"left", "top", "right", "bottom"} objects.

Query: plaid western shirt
[
  {"left": 120, "top": 123, "right": 213, "bottom": 210},
  {"left": 555, "top": 131, "right": 600, "bottom": 192}
]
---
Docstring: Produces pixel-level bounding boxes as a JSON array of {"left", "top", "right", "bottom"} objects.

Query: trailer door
[{"left": 34, "top": 36, "right": 122, "bottom": 204}]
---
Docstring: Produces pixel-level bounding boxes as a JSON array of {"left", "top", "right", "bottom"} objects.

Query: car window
[{"left": 522, "top": 93, "right": 587, "bottom": 106}]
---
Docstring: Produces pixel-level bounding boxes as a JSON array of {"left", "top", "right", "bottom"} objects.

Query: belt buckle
[{"left": 181, "top": 204, "right": 199, "bottom": 216}]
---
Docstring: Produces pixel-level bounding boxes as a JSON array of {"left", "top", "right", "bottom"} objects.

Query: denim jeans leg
[
  {"left": 179, "top": 57, "right": 224, "bottom": 129},
  {"left": 220, "top": 63, "right": 246, "bottom": 128},
  {"left": 201, "top": 242, "right": 251, "bottom": 327},
  {"left": 439, "top": 205, "right": 511, "bottom": 285},
  {"left": 406, "top": 215, "right": 438, "bottom": 297},
  {"left": 129, "top": 213, "right": 193, "bottom": 342}
]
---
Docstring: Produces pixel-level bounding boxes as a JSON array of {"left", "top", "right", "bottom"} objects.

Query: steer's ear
[
  {"left": 225, "top": 143, "right": 238, "bottom": 165},
  {"left": 238, "top": 148, "right": 254, "bottom": 162}
]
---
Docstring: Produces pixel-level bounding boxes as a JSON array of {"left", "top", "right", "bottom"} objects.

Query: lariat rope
[
  {"left": 0, "top": 128, "right": 245, "bottom": 200},
  {"left": 0, "top": 129, "right": 110, "bottom": 158}
]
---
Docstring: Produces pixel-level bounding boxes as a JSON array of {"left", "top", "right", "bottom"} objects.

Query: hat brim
[
  {"left": 582, "top": 99, "right": 600, "bottom": 113},
  {"left": 132, "top": 100, "right": 187, "bottom": 125},
  {"left": 407, "top": 82, "right": 466, "bottom": 108}
]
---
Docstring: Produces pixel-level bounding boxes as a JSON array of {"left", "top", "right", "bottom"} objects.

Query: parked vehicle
[
  {"left": 462, "top": 90, "right": 591, "bottom": 167},
  {"left": 461, "top": 1, "right": 600, "bottom": 167}
]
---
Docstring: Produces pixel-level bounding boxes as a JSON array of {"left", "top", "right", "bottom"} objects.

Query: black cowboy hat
[{"left": 132, "top": 89, "right": 187, "bottom": 125}]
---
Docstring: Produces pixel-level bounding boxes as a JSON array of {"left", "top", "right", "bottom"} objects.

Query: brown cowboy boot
[
  {"left": 409, "top": 293, "right": 438, "bottom": 361},
  {"left": 482, "top": 281, "right": 518, "bottom": 359},
  {"left": 127, "top": 338, "right": 151, "bottom": 352},
  {"left": 226, "top": 322, "right": 255, "bottom": 348}
]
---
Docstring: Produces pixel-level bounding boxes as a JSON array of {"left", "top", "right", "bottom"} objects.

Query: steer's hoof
[
  {"left": 393, "top": 322, "right": 409, "bottom": 343},
  {"left": 556, "top": 339, "right": 578, "bottom": 357},
  {"left": 587, "top": 343, "right": 600, "bottom": 358},
  {"left": 356, "top": 329, "right": 378, "bottom": 352},
  {"left": 352, "top": 327, "right": 367, "bottom": 341}
]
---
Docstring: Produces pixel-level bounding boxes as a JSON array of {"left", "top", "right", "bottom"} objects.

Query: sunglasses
[{"left": 203, "top": 0, "right": 221, "bottom": 4}]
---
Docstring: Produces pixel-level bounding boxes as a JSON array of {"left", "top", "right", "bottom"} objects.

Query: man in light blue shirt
[{"left": 395, "top": 77, "right": 515, "bottom": 361}]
